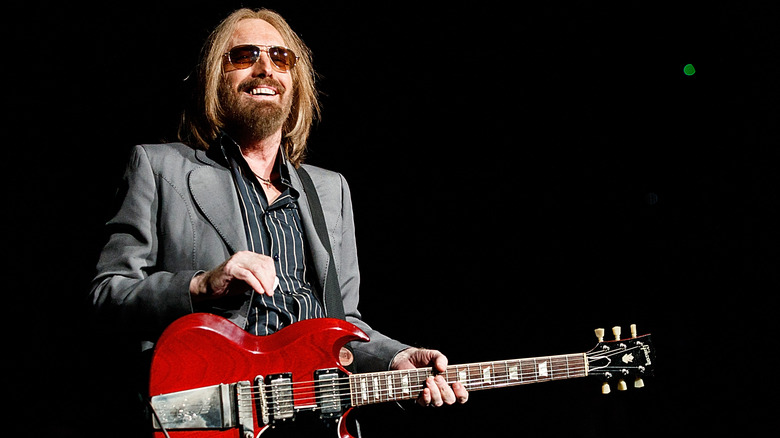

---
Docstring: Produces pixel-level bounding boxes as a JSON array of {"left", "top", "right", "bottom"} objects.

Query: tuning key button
[
  {"left": 630, "top": 324, "right": 638, "bottom": 338},
  {"left": 594, "top": 328, "right": 605, "bottom": 342},
  {"left": 612, "top": 326, "right": 622, "bottom": 341},
  {"left": 601, "top": 382, "right": 611, "bottom": 394},
  {"left": 617, "top": 379, "right": 628, "bottom": 391},
  {"left": 634, "top": 377, "right": 645, "bottom": 389}
]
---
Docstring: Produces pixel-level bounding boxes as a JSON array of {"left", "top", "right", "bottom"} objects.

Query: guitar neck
[{"left": 349, "top": 353, "right": 588, "bottom": 407}]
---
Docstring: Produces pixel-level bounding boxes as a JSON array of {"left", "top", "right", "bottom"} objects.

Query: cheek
[
  {"left": 281, "top": 76, "right": 295, "bottom": 97},
  {"left": 224, "top": 71, "right": 251, "bottom": 91}
]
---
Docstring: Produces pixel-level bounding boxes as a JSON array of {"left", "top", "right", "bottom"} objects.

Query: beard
[{"left": 218, "top": 76, "right": 293, "bottom": 143}]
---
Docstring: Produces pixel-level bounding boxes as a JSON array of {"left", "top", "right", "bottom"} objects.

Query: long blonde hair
[{"left": 179, "top": 8, "right": 319, "bottom": 166}]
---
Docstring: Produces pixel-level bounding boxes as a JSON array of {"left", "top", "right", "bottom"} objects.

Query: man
[{"left": 89, "top": 7, "right": 468, "bottom": 430}]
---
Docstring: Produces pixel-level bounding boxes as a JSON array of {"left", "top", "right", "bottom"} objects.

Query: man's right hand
[{"left": 189, "top": 251, "right": 277, "bottom": 301}]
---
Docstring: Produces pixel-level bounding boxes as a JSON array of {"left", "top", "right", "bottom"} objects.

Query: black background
[{"left": 7, "top": 1, "right": 778, "bottom": 437}]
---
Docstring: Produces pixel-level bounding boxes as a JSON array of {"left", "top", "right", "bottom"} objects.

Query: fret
[
  {"left": 508, "top": 361, "right": 520, "bottom": 382},
  {"left": 521, "top": 357, "right": 535, "bottom": 383},
  {"left": 551, "top": 356, "right": 567, "bottom": 380},
  {"left": 350, "top": 374, "right": 357, "bottom": 406},
  {"left": 495, "top": 361, "right": 507, "bottom": 387},
  {"left": 373, "top": 373, "right": 381, "bottom": 402},
  {"left": 481, "top": 364, "right": 492, "bottom": 387},
  {"left": 360, "top": 376, "right": 368, "bottom": 404},
  {"left": 386, "top": 373, "right": 394, "bottom": 400},
  {"left": 457, "top": 367, "right": 468, "bottom": 388},
  {"left": 466, "top": 363, "right": 476, "bottom": 390},
  {"left": 539, "top": 357, "right": 550, "bottom": 381}
]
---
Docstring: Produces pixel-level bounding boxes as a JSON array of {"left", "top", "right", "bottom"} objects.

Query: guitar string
[
  {"left": 245, "top": 352, "right": 603, "bottom": 392},
  {"left": 243, "top": 347, "right": 629, "bottom": 395},
  {"left": 244, "top": 344, "right": 643, "bottom": 409},
  {"left": 244, "top": 362, "right": 594, "bottom": 408},
  {"left": 247, "top": 363, "right": 591, "bottom": 398},
  {"left": 242, "top": 344, "right": 636, "bottom": 403},
  {"left": 248, "top": 370, "right": 591, "bottom": 410},
  {"left": 243, "top": 348, "right": 623, "bottom": 396}
]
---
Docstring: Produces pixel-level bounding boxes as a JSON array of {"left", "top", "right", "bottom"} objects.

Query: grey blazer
[{"left": 90, "top": 142, "right": 408, "bottom": 372}]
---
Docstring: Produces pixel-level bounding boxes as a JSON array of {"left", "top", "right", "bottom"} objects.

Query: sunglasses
[{"left": 223, "top": 44, "right": 298, "bottom": 73}]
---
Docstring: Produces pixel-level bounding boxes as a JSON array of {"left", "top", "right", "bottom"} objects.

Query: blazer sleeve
[
  {"left": 335, "top": 173, "right": 410, "bottom": 371},
  {"left": 89, "top": 145, "right": 196, "bottom": 338}
]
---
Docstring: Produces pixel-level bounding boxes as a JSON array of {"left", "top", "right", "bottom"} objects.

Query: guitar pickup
[
  {"left": 314, "top": 368, "right": 347, "bottom": 418},
  {"left": 259, "top": 373, "right": 295, "bottom": 424}
]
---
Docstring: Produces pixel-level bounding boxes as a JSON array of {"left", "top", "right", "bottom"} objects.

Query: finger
[
  {"left": 229, "top": 251, "right": 277, "bottom": 295},
  {"left": 237, "top": 258, "right": 277, "bottom": 296},
  {"left": 452, "top": 381, "right": 469, "bottom": 404},
  {"left": 426, "top": 377, "right": 444, "bottom": 407},
  {"left": 417, "top": 387, "right": 432, "bottom": 407},
  {"left": 231, "top": 266, "right": 267, "bottom": 295},
  {"left": 434, "top": 375, "right": 457, "bottom": 405},
  {"left": 256, "top": 272, "right": 276, "bottom": 297},
  {"left": 245, "top": 257, "right": 276, "bottom": 296}
]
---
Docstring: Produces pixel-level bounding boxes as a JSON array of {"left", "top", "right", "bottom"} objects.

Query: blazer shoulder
[
  {"left": 299, "top": 163, "right": 347, "bottom": 186},
  {"left": 133, "top": 142, "right": 199, "bottom": 163},
  {"left": 301, "top": 164, "right": 341, "bottom": 178},
  {"left": 129, "top": 143, "right": 206, "bottom": 175}
]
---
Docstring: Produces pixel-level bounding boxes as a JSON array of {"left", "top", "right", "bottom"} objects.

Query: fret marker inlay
[
  {"left": 482, "top": 366, "right": 492, "bottom": 384},
  {"left": 538, "top": 361, "right": 548, "bottom": 377}
]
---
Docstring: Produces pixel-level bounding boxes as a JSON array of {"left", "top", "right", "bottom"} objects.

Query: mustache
[{"left": 237, "top": 77, "right": 287, "bottom": 94}]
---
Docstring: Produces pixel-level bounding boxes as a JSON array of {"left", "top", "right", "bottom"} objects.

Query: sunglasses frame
[{"left": 223, "top": 44, "right": 298, "bottom": 73}]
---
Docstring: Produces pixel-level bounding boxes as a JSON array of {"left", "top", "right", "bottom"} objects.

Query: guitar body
[{"left": 149, "top": 313, "right": 370, "bottom": 438}]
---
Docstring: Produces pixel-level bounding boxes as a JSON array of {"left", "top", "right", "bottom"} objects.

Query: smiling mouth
[{"left": 247, "top": 86, "right": 278, "bottom": 96}]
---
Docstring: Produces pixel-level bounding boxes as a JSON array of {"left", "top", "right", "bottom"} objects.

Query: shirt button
[{"left": 273, "top": 254, "right": 279, "bottom": 261}]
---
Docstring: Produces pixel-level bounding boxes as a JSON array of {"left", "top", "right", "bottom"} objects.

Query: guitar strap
[
  {"left": 295, "top": 166, "right": 357, "bottom": 375},
  {"left": 294, "top": 166, "right": 347, "bottom": 321}
]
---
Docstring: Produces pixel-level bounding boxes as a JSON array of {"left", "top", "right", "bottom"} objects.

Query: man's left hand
[{"left": 390, "top": 347, "right": 469, "bottom": 407}]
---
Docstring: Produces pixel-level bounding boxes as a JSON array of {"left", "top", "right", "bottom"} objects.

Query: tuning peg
[
  {"left": 630, "top": 324, "right": 637, "bottom": 338},
  {"left": 601, "top": 382, "right": 611, "bottom": 394},
  {"left": 594, "top": 328, "right": 605, "bottom": 342},
  {"left": 617, "top": 379, "right": 628, "bottom": 391},
  {"left": 612, "top": 326, "right": 622, "bottom": 341},
  {"left": 634, "top": 377, "right": 645, "bottom": 389}
]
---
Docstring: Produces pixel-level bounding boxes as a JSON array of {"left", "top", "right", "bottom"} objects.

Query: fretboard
[{"left": 349, "top": 353, "right": 588, "bottom": 407}]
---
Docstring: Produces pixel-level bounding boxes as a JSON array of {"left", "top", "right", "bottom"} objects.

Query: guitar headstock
[{"left": 586, "top": 324, "right": 655, "bottom": 394}]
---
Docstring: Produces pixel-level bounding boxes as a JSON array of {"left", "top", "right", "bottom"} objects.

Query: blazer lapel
[{"left": 189, "top": 149, "right": 248, "bottom": 254}]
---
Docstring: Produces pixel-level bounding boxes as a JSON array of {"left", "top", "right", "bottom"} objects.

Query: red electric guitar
[{"left": 149, "top": 313, "right": 654, "bottom": 438}]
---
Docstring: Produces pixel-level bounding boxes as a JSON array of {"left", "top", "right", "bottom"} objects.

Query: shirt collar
[{"left": 218, "top": 131, "right": 293, "bottom": 189}]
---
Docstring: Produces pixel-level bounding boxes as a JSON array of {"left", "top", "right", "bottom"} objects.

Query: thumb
[
  {"left": 413, "top": 349, "right": 448, "bottom": 372},
  {"left": 431, "top": 351, "right": 449, "bottom": 373}
]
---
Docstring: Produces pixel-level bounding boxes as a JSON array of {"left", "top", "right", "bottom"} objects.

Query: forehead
[{"left": 230, "top": 19, "right": 286, "bottom": 47}]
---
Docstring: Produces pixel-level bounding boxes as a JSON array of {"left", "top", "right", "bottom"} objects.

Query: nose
[{"left": 250, "top": 51, "right": 275, "bottom": 77}]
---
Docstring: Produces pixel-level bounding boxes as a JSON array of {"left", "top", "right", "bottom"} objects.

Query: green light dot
[{"left": 683, "top": 64, "right": 696, "bottom": 76}]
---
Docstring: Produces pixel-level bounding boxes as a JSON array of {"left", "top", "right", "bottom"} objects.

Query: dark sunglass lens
[
  {"left": 229, "top": 46, "right": 260, "bottom": 68},
  {"left": 269, "top": 47, "right": 296, "bottom": 71}
]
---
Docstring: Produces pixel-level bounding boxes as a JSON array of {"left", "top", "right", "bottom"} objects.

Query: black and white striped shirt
[{"left": 222, "top": 136, "right": 325, "bottom": 336}]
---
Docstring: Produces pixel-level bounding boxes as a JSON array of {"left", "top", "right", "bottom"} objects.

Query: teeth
[{"left": 250, "top": 87, "right": 276, "bottom": 96}]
